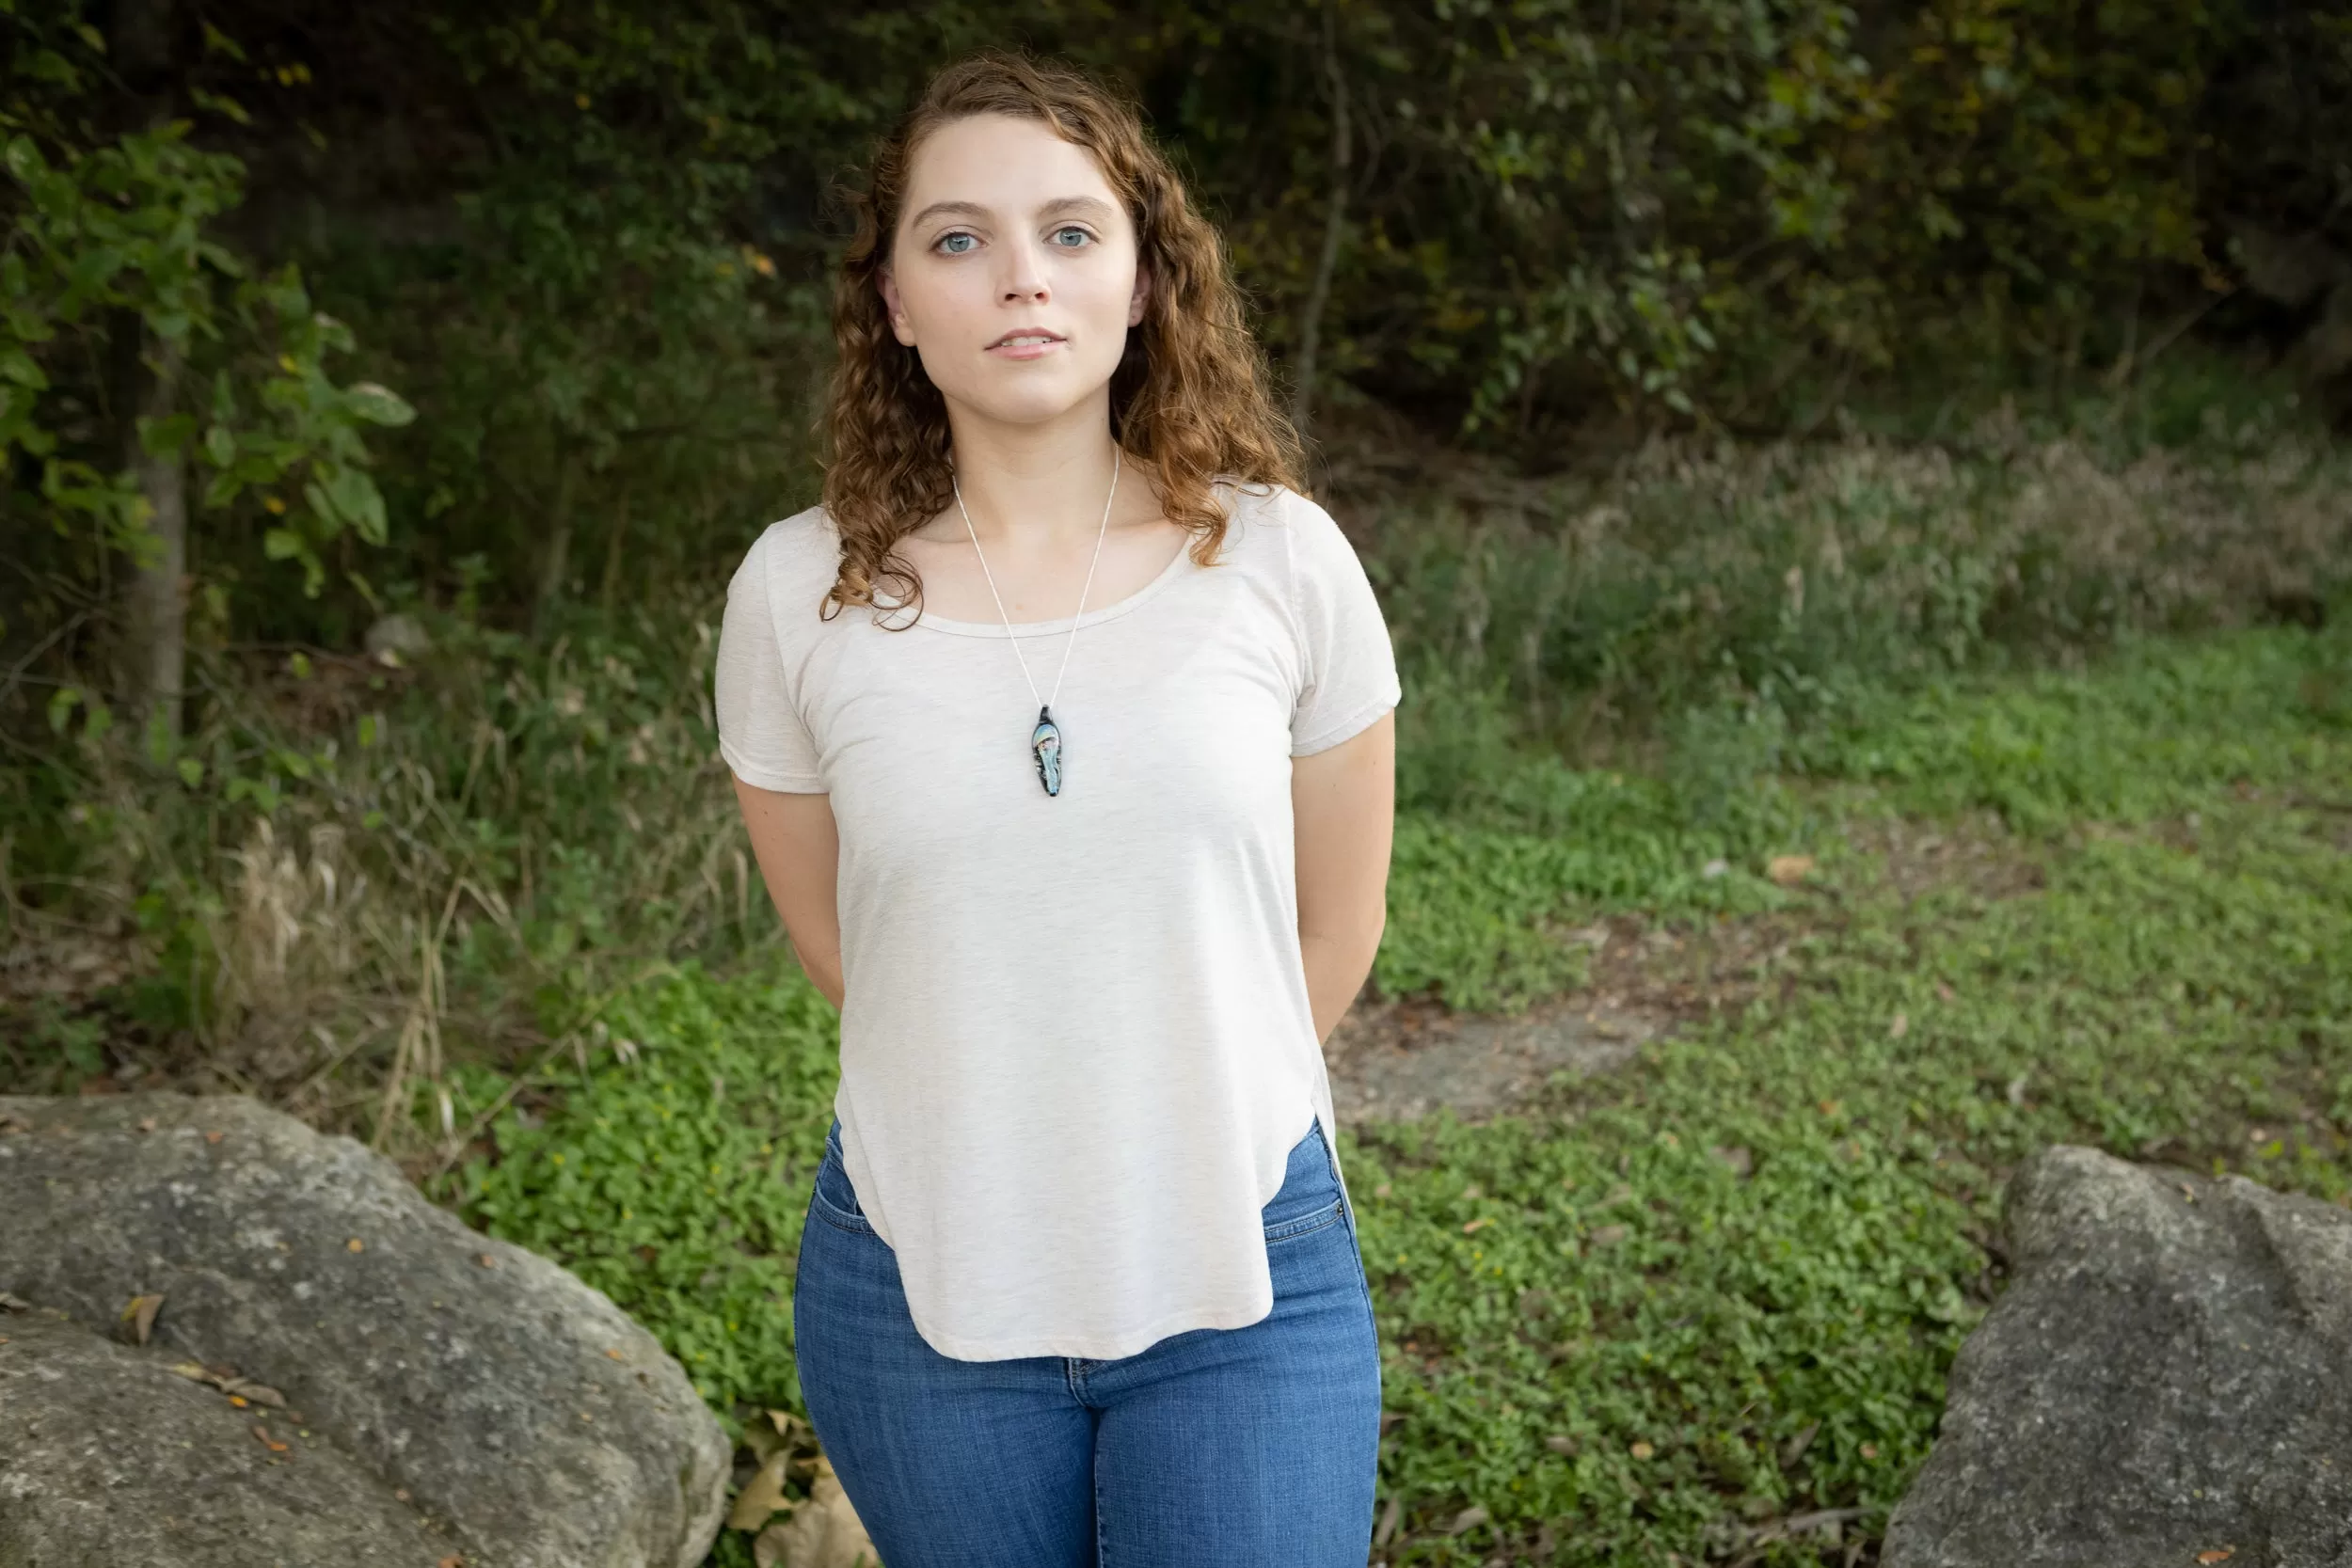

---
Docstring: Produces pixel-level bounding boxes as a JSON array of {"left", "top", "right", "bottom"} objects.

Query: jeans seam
[
  {"left": 1341, "top": 1194, "right": 1379, "bottom": 1350},
  {"left": 1092, "top": 1431, "right": 1109, "bottom": 1568},
  {"left": 1317, "top": 1115, "right": 1357, "bottom": 1232}
]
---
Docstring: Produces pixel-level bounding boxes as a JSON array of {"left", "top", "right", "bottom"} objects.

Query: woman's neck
[{"left": 941, "top": 394, "right": 1125, "bottom": 548}]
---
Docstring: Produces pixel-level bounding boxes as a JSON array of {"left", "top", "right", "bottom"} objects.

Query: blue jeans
[{"left": 793, "top": 1116, "right": 1382, "bottom": 1567}]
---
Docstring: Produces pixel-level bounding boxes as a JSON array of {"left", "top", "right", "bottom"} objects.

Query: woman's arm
[
  {"left": 1292, "top": 710, "right": 1396, "bottom": 1042},
  {"left": 731, "top": 777, "right": 846, "bottom": 1009}
]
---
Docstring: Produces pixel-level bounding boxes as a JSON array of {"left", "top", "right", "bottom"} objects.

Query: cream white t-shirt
[{"left": 713, "top": 481, "right": 1399, "bottom": 1361}]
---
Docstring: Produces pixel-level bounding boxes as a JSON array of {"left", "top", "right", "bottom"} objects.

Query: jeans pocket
[
  {"left": 1263, "top": 1197, "right": 1346, "bottom": 1245},
  {"left": 809, "top": 1143, "right": 876, "bottom": 1237}
]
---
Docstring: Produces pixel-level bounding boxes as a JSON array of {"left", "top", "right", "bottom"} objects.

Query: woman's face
[{"left": 881, "top": 113, "right": 1148, "bottom": 432}]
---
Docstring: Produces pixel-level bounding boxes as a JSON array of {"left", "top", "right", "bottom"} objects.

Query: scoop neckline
[{"left": 889, "top": 529, "right": 1199, "bottom": 639}]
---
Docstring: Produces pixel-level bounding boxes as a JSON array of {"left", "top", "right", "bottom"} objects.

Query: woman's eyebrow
[
  {"left": 906, "top": 198, "right": 990, "bottom": 230},
  {"left": 1036, "top": 196, "right": 1117, "bottom": 222},
  {"left": 906, "top": 195, "right": 1118, "bottom": 230}
]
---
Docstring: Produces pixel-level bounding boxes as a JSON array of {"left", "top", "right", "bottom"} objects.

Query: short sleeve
[
  {"left": 1283, "top": 492, "right": 1402, "bottom": 756},
  {"left": 714, "top": 528, "right": 827, "bottom": 792}
]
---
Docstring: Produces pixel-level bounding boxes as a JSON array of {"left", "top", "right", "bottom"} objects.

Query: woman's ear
[
  {"left": 1127, "top": 261, "right": 1152, "bottom": 328},
  {"left": 878, "top": 266, "right": 916, "bottom": 346}
]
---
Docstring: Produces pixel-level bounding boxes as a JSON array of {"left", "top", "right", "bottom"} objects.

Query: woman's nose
[{"left": 998, "top": 238, "right": 1051, "bottom": 304}]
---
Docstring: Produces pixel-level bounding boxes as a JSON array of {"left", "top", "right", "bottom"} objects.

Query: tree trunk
[
  {"left": 112, "top": 0, "right": 184, "bottom": 752},
  {"left": 532, "top": 450, "right": 580, "bottom": 639},
  {"left": 119, "top": 333, "right": 188, "bottom": 751},
  {"left": 1289, "top": 0, "right": 1351, "bottom": 443},
  {"left": 598, "top": 478, "right": 634, "bottom": 616}
]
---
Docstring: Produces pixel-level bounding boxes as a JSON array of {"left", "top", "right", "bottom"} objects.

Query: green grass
[
  {"left": 431, "top": 620, "right": 2351, "bottom": 1565},
  {"left": 1353, "top": 803, "right": 2352, "bottom": 1562}
]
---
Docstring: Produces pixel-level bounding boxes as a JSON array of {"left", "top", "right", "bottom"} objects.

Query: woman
[{"left": 716, "top": 51, "right": 1397, "bottom": 1568}]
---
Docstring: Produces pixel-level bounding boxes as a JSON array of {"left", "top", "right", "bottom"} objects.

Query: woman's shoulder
[
  {"left": 733, "top": 505, "right": 845, "bottom": 610},
  {"left": 1212, "top": 479, "right": 1359, "bottom": 577},
  {"left": 734, "top": 510, "right": 847, "bottom": 587},
  {"left": 742, "top": 504, "right": 843, "bottom": 573}
]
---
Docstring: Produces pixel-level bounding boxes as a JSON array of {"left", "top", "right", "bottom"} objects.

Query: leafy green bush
[{"left": 1371, "top": 388, "right": 2351, "bottom": 761}]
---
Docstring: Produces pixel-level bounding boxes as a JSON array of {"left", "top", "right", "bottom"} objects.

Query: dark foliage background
[{"left": 8, "top": 0, "right": 2352, "bottom": 657}]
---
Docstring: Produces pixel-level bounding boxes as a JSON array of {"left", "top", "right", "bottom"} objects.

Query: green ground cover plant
[{"left": 438, "top": 617, "right": 2352, "bottom": 1565}]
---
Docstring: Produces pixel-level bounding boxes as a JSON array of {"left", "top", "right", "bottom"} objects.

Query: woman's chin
[{"left": 940, "top": 374, "right": 1118, "bottom": 432}]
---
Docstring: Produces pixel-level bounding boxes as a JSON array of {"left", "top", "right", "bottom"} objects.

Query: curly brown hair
[{"left": 819, "top": 51, "right": 1303, "bottom": 621}]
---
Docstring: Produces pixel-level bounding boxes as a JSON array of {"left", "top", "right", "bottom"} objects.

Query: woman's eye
[
  {"left": 1051, "top": 227, "right": 1091, "bottom": 248},
  {"left": 937, "top": 232, "right": 977, "bottom": 255}
]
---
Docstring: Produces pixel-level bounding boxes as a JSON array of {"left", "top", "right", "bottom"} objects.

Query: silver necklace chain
[{"left": 950, "top": 445, "right": 1120, "bottom": 719}]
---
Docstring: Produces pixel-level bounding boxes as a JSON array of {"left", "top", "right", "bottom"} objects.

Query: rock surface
[
  {"left": 0, "top": 1093, "right": 730, "bottom": 1568},
  {"left": 0, "top": 1307, "right": 459, "bottom": 1567},
  {"left": 1883, "top": 1144, "right": 2352, "bottom": 1568}
]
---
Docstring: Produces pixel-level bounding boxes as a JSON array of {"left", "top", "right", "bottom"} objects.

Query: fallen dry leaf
[
  {"left": 743, "top": 1408, "right": 808, "bottom": 1465},
  {"left": 1461, "top": 1217, "right": 1490, "bottom": 1234},
  {"left": 1888, "top": 1011, "right": 1910, "bottom": 1039},
  {"left": 135, "top": 1117, "right": 158, "bottom": 1133},
  {"left": 166, "top": 1359, "right": 287, "bottom": 1407},
  {"left": 1710, "top": 1145, "right": 1754, "bottom": 1179},
  {"left": 345, "top": 1238, "right": 365, "bottom": 1254},
  {"left": 251, "top": 1423, "right": 289, "bottom": 1454},
  {"left": 203, "top": 1130, "right": 223, "bottom": 1144},
  {"left": 438, "top": 1557, "right": 465, "bottom": 1568},
  {"left": 120, "top": 1292, "right": 164, "bottom": 1346},
  {"left": 2198, "top": 1552, "right": 2234, "bottom": 1565},
  {"left": 1588, "top": 1224, "right": 1628, "bottom": 1247},
  {"left": 754, "top": 1458, "right": 878, "bottom": 1568},
  {"left": 1444, "top": 1505, "right": 1489, "bottom": 1535},
  {"left": 728, "top": 1449, "right": 794, "bottom": 1531},
  {"left": 1629, "top": 1440, "right": 1656, "bottom": 1460},
  {"left": 1781, "top": 1420, "right": 1821, "bottom": 1469},
  {"left": 1766, "top": 853, "right": 1816, "bottom": 886},
  {"left": 475, "top": 1252, "right": 498, "bottom": 1268},
  {"left": 0, "top": 1291, "right": 30, "bottom": 1313}
]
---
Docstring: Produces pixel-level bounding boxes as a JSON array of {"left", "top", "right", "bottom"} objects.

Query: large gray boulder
[
  {"left": 0, "top": 1093, "right": 730, "bottom": 1568},
  {"left": 0, "top": 1308, "right": 463, "bottom": 1566},
  {"left": 1884, "top": 1144, "right": 2352, "bottom": 1568}
]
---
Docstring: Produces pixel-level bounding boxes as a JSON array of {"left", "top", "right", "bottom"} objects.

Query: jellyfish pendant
[{"left": 1031, "top": 706, "right": 1064, "bottom": 797}]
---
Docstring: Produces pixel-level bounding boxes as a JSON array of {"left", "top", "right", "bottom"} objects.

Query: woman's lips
[{"left": 985, "top": 332, "right": 1065, "bottom": 361}]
